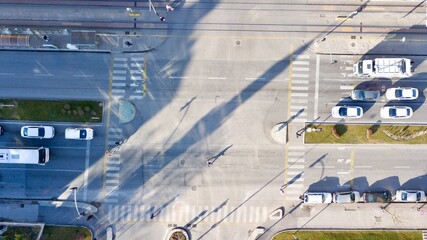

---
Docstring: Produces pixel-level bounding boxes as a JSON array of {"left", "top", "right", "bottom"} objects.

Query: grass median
[
  {"left": 305, "top": 123, "right": 427, "bottom": 144},
  {"left": 0, "top": 99, "right": 103, "bottom": 123},
  {"left": 273, "top": 230, "right": 421, "bottom": 240}
]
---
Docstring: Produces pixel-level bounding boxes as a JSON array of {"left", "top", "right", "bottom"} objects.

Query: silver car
[
  {"left": 303, "top": 192, "right": 333, "bottom": 204},
  {"left": 386, "top": 87, "right": 418, "bottom": 101},
  {"left": 333, "top": 191, "right": 361, "bottom": 203},
  {"left": 21, "top": 126, "right": 55, "bottom": 139},
  {"left": 395, "top": 190, "right": 425, "bottom": 202},
  {"left": 332, "top": 106, "right": 363, "bottom": 119},
  {"left": 380, "top": 106, "right": 413, "bottom": 119},
  {"left": 351, "top": 90, "right": 380, "bottom": 101}
]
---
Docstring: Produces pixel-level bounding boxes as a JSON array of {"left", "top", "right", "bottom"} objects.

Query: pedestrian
[
  {"left": 280, "top": 188, "right": 284, "bottom": 195},
  {"left": 150, "top": 213, "right": 155, "bottom": 219},
  {"left": 166, "top": 4, "right": 174, "bottom": 11},
  {"left": 296, "top": 132, "right": 301, "bottom": 138},
  {"left": 86, "top": 215, "right": 94, "bottom": 221},
  {"left": 207, "top": 160, "right": 212, "bottom": 167},
  {"left": 43, "top": 35, "right": 49, "bottom": 42},
  {"left": 125, "top": 41, "right": 132, "bottom": 46},
  {"left": 160, "top": 16, "right": 166, "bottom": 21}
]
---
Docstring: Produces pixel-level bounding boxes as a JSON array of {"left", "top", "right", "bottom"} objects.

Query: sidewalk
[
  {"left": 314, "top": 31, "right": 427, "bottom": 56},
  {"left": 256, "top": 202, "right": 427, "bottom": 240},
  {"left": 0, "top": 199, "right": 105, "bottom": 239}
]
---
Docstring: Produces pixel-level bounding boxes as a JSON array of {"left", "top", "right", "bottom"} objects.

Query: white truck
[
  {"left": 353, "top": 58, "right": 412, "bottom": 78},
  {"left": 0, "top": 147, "right": 49, "bottom": 165}
]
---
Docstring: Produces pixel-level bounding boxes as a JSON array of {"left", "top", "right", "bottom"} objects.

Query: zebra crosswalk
[
  {"left": 112, "top": 55, "right": 146, "bottom": 100},
  {"left": 107, "top": 204, "right": 269, "bottom": 224},
  {"left": 104, "top": 127, "right": 123, "bottom": 203},
  {"left": 290, "top": 55, "right": 310, "bottom": 122},
  {"left": 285, "top": 146, "right": 305, "bottom": 201}
]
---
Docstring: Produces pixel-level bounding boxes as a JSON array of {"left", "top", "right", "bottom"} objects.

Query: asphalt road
[
  {"left": 0, "top": 51, "right": 110, "bottom": 203},
  {"left": 0, "top": 1, "right": 427, "bottom": 240}
]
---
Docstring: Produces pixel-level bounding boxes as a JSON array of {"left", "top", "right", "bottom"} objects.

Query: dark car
[{"left": 362, "top": 190, "right": 392, "bottom": 203}]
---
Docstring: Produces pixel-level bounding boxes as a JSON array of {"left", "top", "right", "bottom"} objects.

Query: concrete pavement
[{"left": 257, "top": 202, "right": 427, "bottom": 239}]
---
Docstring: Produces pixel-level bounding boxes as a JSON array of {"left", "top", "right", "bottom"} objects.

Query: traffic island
[
  {"left": 165, "top": 227, "right": 190, "bottom": 240},
  {"left": 304, "top": 123, "right": 427, "bottom": 144},
  {"left": 272, "top": 230, "right": 421, "bottom": 240},
  {"left": 0, "top": 99, "right": 103, "bottom": 123}
]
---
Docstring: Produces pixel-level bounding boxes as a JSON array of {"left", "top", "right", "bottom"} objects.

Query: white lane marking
[
  {"left": 73, "top": 74, "right": 94, "bottom": 77},
  {"left": 113, "top": 76, "right": 126, "bottom": 80},
  {"left": 245, "top": 77, "right": 265, "bottom": 80},
  {"left": 292, "top": 79, "right": 309, "bottom": 84},
  {"left": 291, "top": 99, "right": 308, "bottom": 103},
  {"left": 112, "top": 82, "right": 126, "bottom": 87},
  {"left": 114, "top": 63, "right": 127, "bottom": 68},
  {"left": 293, "top": 118, "right": 307, "bottom": 122},
  {"left": 314, "top": 54, "right": 320, "bottom": 119},
  {"left": 323, "top": 78, "right": 347, "bottom": 82},
  {"left": 208, "top": 77, "right": 227, "bottom": 80},
  {"left": 293, "top": 67, "right": 310, "bottom": 72},
  {"left": 338, "top": 147, "right": 346, "bottom": 150},
  {"left": 337, "top": 171, "right": 350, "bottom": 174},
  {"left": 83, "top": 140, "right": 90, "bottom": 201},
  {"left": 354, "top": 166, "right": 372, "bottom": 168},
  {"left": 294, "top": 55, "right": 310, "bottom": 59},
  {"left": 0, "top": 73, "right": 15, "bottom": 75},
  {"left": 113, "top": 70, "right": 127, "bottom": 74},
  {"left": 340, "top": 85, "right": 354, "bottom": 90},
  {"left": 131, "top": 57, "right": 144, "bottom": 61},
  {"left": 292, "top": 86, "right": 309, "bottom": 90},
  {"left": 293, "top": 61, "right": 309, "bottom": 65},
  {"left": 115, "top": 57, "right": 128, "bottom": 61},
  {"left": 291, "top": 92, "right": 308, "bottom": 97},
  {"left": 288, "top": 165, "right": 305, "bottom": 169},
  {"left": 290, "top": 111, "right": 307, "bottom": 116},
  {"left": 169, "top": 76, "right": 188, "bottom": 79},
  {"left": 287, "top": 177, "right": 303, "bottom": 182},
  {"left": 313, "top": 166, "right": 335, "bottom": 169},
  {"left": 344, "top": 67, "right": 353, "bottom": 71},
  {"left": 394, "top": 166, "right": 410, "bottom": 169},
  {"left": 112, "top": 89, "right": 125, "bottom": 93},
  {"left": 292, "top": 73, "right": 309, "bottom": 78}
]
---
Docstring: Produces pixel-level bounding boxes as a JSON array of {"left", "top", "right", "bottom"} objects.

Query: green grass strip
[
  {"left": 273, "top": 230, "right": 421, "bottom": 240},
  {"left": 305, "top": 123, "right": 427, "bottom": 144},
  {"left": 0, "top": 99, "right": 103, "bottom": 123}
]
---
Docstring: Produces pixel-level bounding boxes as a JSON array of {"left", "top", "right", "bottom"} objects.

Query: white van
[{"left": 303, "top": 192, "right": 333, "bottom": 203}]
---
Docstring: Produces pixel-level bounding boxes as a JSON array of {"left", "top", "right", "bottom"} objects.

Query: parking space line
[{"left": 83, "top": 140, "right": 90, "bottom": 201}]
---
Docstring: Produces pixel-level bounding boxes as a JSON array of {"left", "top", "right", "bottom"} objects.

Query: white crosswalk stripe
[
  {"left": 106, "top": 204, "right": 271, "bottom": 223},
  {"left": 286, "top": 146, "right": 306, "bottom": 201},
  {"left": 290, "top": 55, "right": 310, "bottom": 124}
]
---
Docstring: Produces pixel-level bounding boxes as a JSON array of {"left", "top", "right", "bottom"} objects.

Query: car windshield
[
  {"left": 357, "top": 62, "right": 363, "bottom": 74},
  {"left": 38, "top": 128, "right": 45, "bottom": 137},
  {"left": 79, "top": 130, "right": 87, "bottom": 139},
  {"left": 395, "top": 89, "right": 403, "bottom": 98},
  {"left": 417, "top": 192, "right": 421, "bottom": 201},
  {"left": 350, "top": 193, "right": 355, "bottom": 202},
  {"left": 389, "top": 108, "right": 397, "bottom": 117},
  {"left": 401, "top": 59, "right": 406, "bottom": 73},
  {"left": 401, "top": 192, "right": 408, "bottom": 201},
  {"left": 339, "top": 108, "right": 347, "bottom": 116}
]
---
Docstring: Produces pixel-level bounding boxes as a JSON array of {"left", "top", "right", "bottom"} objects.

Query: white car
[
  {"left": 395, "top": 190, "right": 426, "bottom": 202},
  {"left": 65, "top": 128, "right": 94, "bottom": 140},
  {"left": 386, "top": 87, "right": 418, "bottom": 100},
  {"left": 331, "top": 106, "right": 363, "bottom": 119},
  {"left": 21, "top": 126, "right": 55, "bottom": 139},
  {"left": 380, "top": 106, "right": 413, "bottom": 119},
  {"left": 303, "top": 192, "right": 333, "bottom": 204},
  {"left": 333, "top": 191, "right": 361, "bottom": 203}
]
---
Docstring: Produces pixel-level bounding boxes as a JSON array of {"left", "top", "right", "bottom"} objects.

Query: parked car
[
  {"left": 380, "top": 106, "right": 413, "bottom": 119},
  {"left": 65, "top": 127, "right": 94, "bottom": 140},
  {"left": 21, "top": 126, "right": 55, "bottom": 139},
  {"left": 386, "top": 87, "right": 418, "bottom": 100},
  {"left": 395, "top": 190, "right": 426, "bottom": 202},
  {"left": 362, "top": 190, "right": 392, "bottom": 203},
  {"left": 333, "top": 191, "right": 361, "bottom": 203},
  {"left": 303, "top": 192, "right": 333, "bottom": 204},
  {"left": 331, "top": 106, "right": 363, "bottom": 119},
  {"left": 351, "top": 90, "right": 380, "bottom": 101}
]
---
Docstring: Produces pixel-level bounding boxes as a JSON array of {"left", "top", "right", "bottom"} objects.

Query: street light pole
[{"left": 70, "top": 187, "right": 81, "bottom": 218}]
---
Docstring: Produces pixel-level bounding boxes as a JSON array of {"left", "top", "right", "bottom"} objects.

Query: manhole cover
[
  {"left": 375, "top": 216, "right": 382, "bottom": 222},
  {"left": 236, "top": 40, "right": 241, "bottom": 46},
  {"left": 351, "top": 43, "right": 356, "bottom": 47},
  {"left": 191, "top": 185, "right": 197, "bottom": 191}
]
